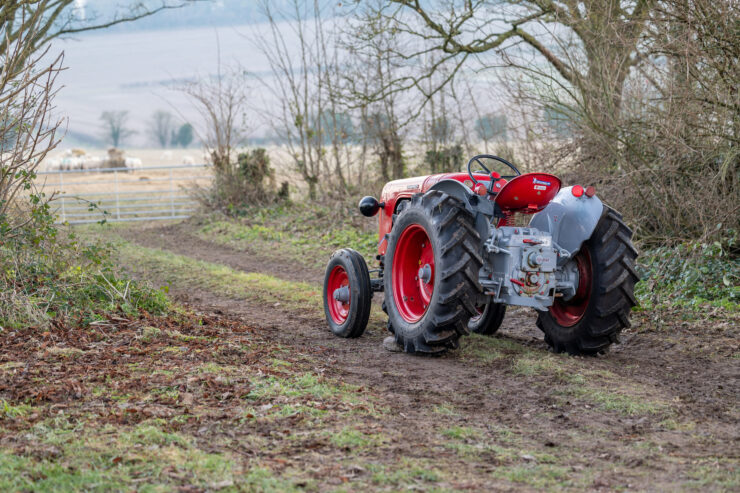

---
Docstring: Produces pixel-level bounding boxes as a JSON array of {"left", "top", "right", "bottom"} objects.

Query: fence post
[
  {"left": 59, "top": 169, "right": 65, "bottom": 223},
  {"left": 170, "top": 167, "right": 175, "bottom": 218},
  {"left": 115, "top": 169, "right": 120, "bottom": 220}
]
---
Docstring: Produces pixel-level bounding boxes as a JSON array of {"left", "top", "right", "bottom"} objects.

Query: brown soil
[{"left": 111, "top": 221, "right": 740, "bottom": 490}]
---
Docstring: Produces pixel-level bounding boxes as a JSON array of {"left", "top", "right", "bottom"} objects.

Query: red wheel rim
[
  {"left": 392, "top": 224, "right": 434, "bottom": 323},
  {"left": 550, "top": 248, "right": 592, "bottom": 327},
  {"left": 327, "top": 265, "right": 350, "bottom": 324}
]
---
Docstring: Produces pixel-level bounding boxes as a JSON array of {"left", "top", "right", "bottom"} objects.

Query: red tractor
[{"left": 323, "top": 155, "right": 639, "bottom": 355}]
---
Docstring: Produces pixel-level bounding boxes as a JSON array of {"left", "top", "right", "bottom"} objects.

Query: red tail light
[
  {"left": 585, "top": 186, "right": 596, "bottom": 197},
  {"left": 572, "top": 185, "right": 584, "bottom": 197}
]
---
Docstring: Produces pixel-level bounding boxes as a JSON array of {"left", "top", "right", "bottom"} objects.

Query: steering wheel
[{"left": 467, "top": 154, "right": 521, "bottom": 186}]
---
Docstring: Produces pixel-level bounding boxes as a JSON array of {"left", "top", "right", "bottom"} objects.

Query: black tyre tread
[
  {"left": 385, "top": 190, "right": 482, "bottom": 354},
  {"left": 468, "top": 301, "right": 507, "bottom": 335},
  {"left": 536, "top": 206, "right": 639, "bottom": 355},
  {"left": 323, "top": 248, "right": 372, "bottom": 338},
  {"left": 345, "top": 249, "right": 373, "bottom": 338}
]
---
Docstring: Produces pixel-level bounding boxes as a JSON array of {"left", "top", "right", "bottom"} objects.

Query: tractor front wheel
[
  {"left": 323, "top": 249, "right": 372, "bottom": 338},
  {"left": 469, "top": 300, "right": 506, "bottom": 335},
  {"left": 384, "top": 190, "right": 483, "bottom": 353},
  {"left": 536, "top": 207, "right": 639, "bottom": 355}
]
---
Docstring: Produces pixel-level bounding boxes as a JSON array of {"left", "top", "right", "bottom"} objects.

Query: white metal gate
[{"left": 36, "top": 164, "right": 211, "bottom": 224}]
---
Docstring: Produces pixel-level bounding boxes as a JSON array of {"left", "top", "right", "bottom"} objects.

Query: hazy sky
[{"left": 52, "top": 20, "right": 288, "bottom": 147}]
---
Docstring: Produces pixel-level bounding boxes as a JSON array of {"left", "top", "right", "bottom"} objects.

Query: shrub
[
  {"left": 424, "top": 144, "right": 464, "bottom": 174},
  {"left": 0, "top": 221, "right": 169, "bottom": 330},
  {"left": 636, "top": 238, "right": 739, "bottom": 310},
  {"left": 197, "top": 148, "right": 288, "bottom": 216}
]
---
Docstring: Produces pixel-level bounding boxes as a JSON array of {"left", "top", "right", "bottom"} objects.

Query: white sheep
[
  {"left": 43, "top": 158, "right": 61, "bottom": 172},
  {"left": 82, "top": 155, "right": 104, "bottom": 170},
  {"left": 125, "top": 157, "right": 143, "bottom": 170},
  {"left": 60, "top": 156, "right": 83, "bottom": 170}
]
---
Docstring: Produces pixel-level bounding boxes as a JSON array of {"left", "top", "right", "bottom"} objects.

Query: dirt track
[{"left": 116, "top": 221, "right": 739, "bottom": 490}]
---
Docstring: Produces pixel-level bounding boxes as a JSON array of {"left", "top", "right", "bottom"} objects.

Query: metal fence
[{"left": 36, "top": 164, "right": 211, "bottom": 225}]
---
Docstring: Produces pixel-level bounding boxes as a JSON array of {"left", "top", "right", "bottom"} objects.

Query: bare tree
[
  {"left": 354, "top": 1, "right": 654, "bottom": 158},
  {"left": 149, "top": 110, "right": 175, "bottom": 148},
  {"left": 604, "top": 0, "right": 740, "bottom": 242},
  {"left": 0, "top": 14, "right": 64, "bottom": 236},
  {"left": 252, "top": 0, "right": 330, "bottom": 199},
  {"left": 179, "top": 67, "right": 285, "bottom": 211},
  {"left": 100, "top": 110, "right": 135, "bottom": 147},
  {"left": 342, "top": 1, "right": 408, "bottom": 181},
  {"left": 180, "top": 68, "right": 250, "bottom": 170}
]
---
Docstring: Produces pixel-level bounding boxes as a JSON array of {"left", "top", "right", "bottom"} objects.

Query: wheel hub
[
  {"left": 327, "top": 265, "right": 350, "bottom": 324},
  {"left": 333, "top": 286, "right": 350, "bottom": 303},
  {"left": 392, "top": 224, "right": 435, "bottom": 323},
  {"left": 549, "top": 248, "right": 592, "bottom": 326}
]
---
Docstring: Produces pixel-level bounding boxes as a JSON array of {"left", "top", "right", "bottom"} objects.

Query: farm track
[{"left": 114, "top": 221, "right": 739, "bottom": 490}]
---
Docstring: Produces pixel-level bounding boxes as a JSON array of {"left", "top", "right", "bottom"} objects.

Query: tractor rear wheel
[
  {"left": 324, "top": 249, "right": 372, "bottom": 338},
  {"left": 469, "top": 300, "right": 506, "bottom": 335},
  {"left": 384, "top": 190, "right": 483, "bottom": 354},
  {"left": 536, "top": 207, "right": 639, "bottom": 355}
]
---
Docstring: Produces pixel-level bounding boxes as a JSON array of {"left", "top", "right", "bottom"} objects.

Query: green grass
[
  {"left": 0, "top": 400, "right": 33, "bottom": 419},
  {"left": 328, "top": 427, "right": 387, "bottom": 451},
  {"left": 571, "top": 388, "right": 667, "bottom": 416},
  {"left": 0, "top": 420, "right": 237, "bottom": 492},
  {"left": 457, "top": 333, "right": 529, "bottom": 364},
  {"left": 0, "top": 227, "right": 170, "bottom": 330},
  {"left": 685, "top": 458, "right": 740, "bottom": 490},
  {"left": 491, "top": 464, "right": 573, "bottom": 490},
  {"left": 242, "top": 373, "right": 387, "bottom": 422},
  {"left": 512, "top": 354, "right": 567, "bottom": 376},
  {"left": 247, "top": 373, "right": 355, "bottom": 401},
  {"left": 241, "top": 467, "right": 308, "bottom": 492},
  {"left": 432, "top": 403, "right": 458, "bottom": 416},
  {"left": 196, "top": 200, "right": 377, "bottom": 271},
  {"left": 441, "top": 425, "right": 479, "bottom": 440},
  {"left": 507, "top": 353, "right": 668, "bottom": 417},
  {"left": 140, "top": 325, "right": 162, "bottom": 342},
  {"left": 103, "top": 234, "right": 387, "bottom": 329},
  {"left": 367, "top": 459, "right": 444, "bottom": 487}
]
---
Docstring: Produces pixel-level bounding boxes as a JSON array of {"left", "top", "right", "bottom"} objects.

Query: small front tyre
[
  {"left": 469, "top": 300, "right": 506, "bottom": 335},
  {"left": 323, "top": 249, "right": 372, "bottom": 338}
]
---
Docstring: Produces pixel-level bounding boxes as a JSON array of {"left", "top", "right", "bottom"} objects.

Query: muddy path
[
  {"left": 117, "top": 221, "right": 739, "bottom": 490},
  {"left": 125, "top": 221, "right": 324, "bottom": 285}
]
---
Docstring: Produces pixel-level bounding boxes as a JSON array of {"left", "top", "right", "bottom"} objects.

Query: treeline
[{"left": 97, "top": 110, "right": 194, "bottom": 148}]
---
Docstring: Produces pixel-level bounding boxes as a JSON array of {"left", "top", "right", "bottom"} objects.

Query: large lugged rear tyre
[
  {"left": 384, "top": 190, "right": 483, "bottom": 354},
  {"left": 323, "top": 249, "right": 372, "bottom": 338},
  {"left": 469, "top": 300, "right": 506, "bottom": 335},
  {"left": 536, "top": 207, "right": 639, "bottom": 355}
]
